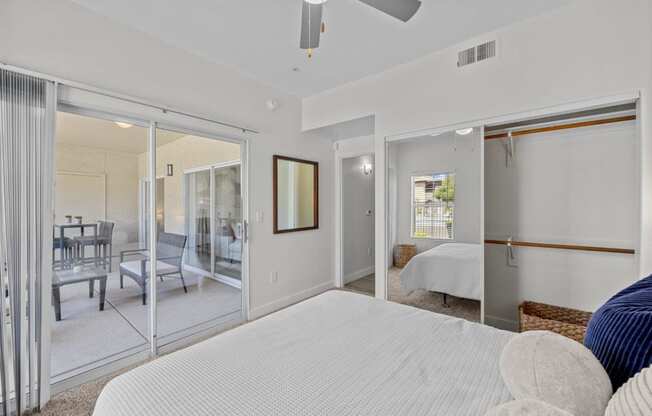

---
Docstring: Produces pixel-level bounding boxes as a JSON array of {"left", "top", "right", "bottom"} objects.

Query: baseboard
[
  {"left": 249, "top": 281, "right": 334, "bottom": 320},
  {"left": 343, "top": 266, "right": 374, "bottom": 284},
  {"left": 182, "top": 264, "right": 242, "bottom": 289},
  {"left": 485, "top": 315, "right": 518, "bottom": 332},
  {"left": 214, "top": 274, "right": 242, "bottom": 289}
]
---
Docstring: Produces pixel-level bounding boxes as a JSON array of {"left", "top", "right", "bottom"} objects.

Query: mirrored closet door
[
  {"left": 386, "top": 126, "right": 483, "bottom": 322},
  {"left": 483, "top": 103, "right": 640, "bottom": 333}
]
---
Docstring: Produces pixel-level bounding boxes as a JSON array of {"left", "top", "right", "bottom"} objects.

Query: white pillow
[
  {"left": 605, "top": 365, "right": 652, "bottom": 416},
  {"left": 500, "top": 331, "right": 612, "bottom": 416},
  {"left": 485, "top": 399, "right": 573, "bottom": 416}
]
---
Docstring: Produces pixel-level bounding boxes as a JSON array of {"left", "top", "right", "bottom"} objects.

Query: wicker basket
[
  {"left": 394, "top": 244, "right": 417, "bottom": 268},
  {"left": 519, "top": 301, "right": 592, "bottom": 343}
]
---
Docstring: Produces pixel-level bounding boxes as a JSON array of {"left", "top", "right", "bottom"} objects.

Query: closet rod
[
  {"left": 484, "top": 115, "right": 636, "bottom": 140},
  {"left": 484, "top": 240, "right": 635, "bottom": 255}
]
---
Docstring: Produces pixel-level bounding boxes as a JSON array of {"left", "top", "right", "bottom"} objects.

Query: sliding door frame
[
  {"left": 182, "top": 159, "right": 243, "bottom": 289},
  {"left": 47, "top": 101, "right": 252, "bottom": 396}
]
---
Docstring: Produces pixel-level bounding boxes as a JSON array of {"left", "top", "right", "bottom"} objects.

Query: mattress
[
  {"left": 94, "top": 290, "right": 512, "bottom": 416},
  {"left": 400, "top": 243, "right": 482, "bottom": 300}
]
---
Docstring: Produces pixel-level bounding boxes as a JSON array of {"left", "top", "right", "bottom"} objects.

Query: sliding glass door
[
  {"left": 47, "top": 110, "right": 247, "bottom": 393},
  {"left": 140, "top": 178, "right": 165, "bottom": 245},
  {"left": 185, "top": 170, "right": 212, "bottom": 272},
  {"left": 155, "top": 127, "right": 243, "bottom": 346},
  {"left": 213, "top": 163, "right": 242, "bottom": 283},
  {"left": 183, "top": 163, "right": 242, "bottom": 284},
  {"left": 51, "top": 110, "right": 151, "bottom": 383}
]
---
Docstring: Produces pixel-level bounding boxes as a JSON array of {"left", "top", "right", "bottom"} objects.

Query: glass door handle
[{"left": 243, "top": 220, "right": 249, "bottom": 243}]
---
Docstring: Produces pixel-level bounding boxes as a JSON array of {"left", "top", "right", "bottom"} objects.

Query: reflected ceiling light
[
  {"left": 455, "top": 128, "right": 474, "bottom": 136},
  {"left": 115, "top": 121, "right": 133, "bottom": 129}
]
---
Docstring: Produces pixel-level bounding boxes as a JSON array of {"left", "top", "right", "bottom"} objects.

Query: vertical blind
[{"left": 0, "top": 68, "right": 55, "bottom": 414}]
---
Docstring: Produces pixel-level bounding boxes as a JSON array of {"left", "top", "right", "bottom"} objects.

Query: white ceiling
[
  {"left": 71, "top": 0, "right": 572, "bottom": 97},
  {"left": 56, "top": 112, "right": 184, "bottom": 154}
]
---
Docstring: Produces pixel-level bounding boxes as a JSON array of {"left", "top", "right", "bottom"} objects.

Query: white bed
[
  {"left": 400, "top": 242, "right": 482, "bottom": 301},
  {"left": 94, "top": 290, "right": 511, "bottom": 416}
]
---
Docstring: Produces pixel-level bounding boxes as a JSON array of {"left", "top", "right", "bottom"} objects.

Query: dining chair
[
  {"left": 52, "top": 236, "right": 74, "bottom": 269},
  {"left": 73, "top": 221, "right": 115, "bottom": 271}
]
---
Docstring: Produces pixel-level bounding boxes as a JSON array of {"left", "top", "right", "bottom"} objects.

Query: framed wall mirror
[{"left": 273, "top": 155, "right": 319, "bottom": 234}]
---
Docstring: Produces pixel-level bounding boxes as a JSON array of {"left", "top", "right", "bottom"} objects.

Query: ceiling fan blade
[
  {"left": 300, "top": 1, "right": 323, "bottom": 49},
  {"left": 357, "top": 0, "right": 422, "bottom": 22}
]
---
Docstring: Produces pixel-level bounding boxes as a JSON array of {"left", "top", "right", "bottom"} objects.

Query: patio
[{"left": 50, "top": 254, "right": 242, "bottom": 382}]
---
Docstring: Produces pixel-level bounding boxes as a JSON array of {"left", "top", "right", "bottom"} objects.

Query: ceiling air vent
[
  {"left": 458, "top": 40, "right": 496, "bottom": 67},
  {"left": 457, "top": 47, "right": 476, "bottom": 67},
  {"left": 477, "top": 41, "right": 496, "bottom": 62}
]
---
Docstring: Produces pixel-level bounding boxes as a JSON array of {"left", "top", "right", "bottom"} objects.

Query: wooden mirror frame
[{"left": 273, "top": 155, "right": 319, "bottom": 234}]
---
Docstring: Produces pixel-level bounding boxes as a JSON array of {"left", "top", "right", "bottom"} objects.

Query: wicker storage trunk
[
  {"left": 518, "top": 301, "right": 593, "bottom": 343},
  {"left": 394, "top": 244, "right": 417, "bottom": 268}
]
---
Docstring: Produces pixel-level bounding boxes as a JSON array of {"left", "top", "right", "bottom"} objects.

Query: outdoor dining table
[{"left": 53, "top": 223, "right": 98, "bottom": 269}]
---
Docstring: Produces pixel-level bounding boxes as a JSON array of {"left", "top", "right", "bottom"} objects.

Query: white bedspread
[
  {"left": 94, "top": 291, "right": 512, "bottom": 416},
  {"left": 400, "top": 243, "right": 482, "bottom": 300}
]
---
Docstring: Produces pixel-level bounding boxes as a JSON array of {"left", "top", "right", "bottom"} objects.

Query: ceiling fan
[{"left": 300, "top": 0, "right": 422, "bottom": 58}]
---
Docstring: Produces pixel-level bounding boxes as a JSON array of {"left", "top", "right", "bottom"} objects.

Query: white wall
[
  {"left": 334, "top": 135, "right": 375, "bottom": 155},
  {"left": 137, "top": 135, "right": 241, "bottom": 235},
  {"left": 342, "top": 155, "right": 374, "bottom": 282},
  {"left": 484, "top": 121, "right": 639, "bottom": 329},
  {"left": 390, "top": 131, "right": 482, "bottom": 254},
  {"left": 1, "top": 0, "right": 334, "bottom": 318},
  {"left": 302, "top": 0, "right": 652, "bottom": 298},
  {"left": 55, "top": 144, "right": 140, "bottom": 245}
]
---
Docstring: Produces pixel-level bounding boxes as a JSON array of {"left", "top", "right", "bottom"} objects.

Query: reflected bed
[{"left": 400, "top": 242, "right": 482, "bottom": 301}]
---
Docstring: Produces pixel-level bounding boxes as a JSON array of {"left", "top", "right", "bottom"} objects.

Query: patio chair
[
  {"left": 119, "top": 232, "right": 188, "bottom": 305},
  {"left": 73, "top": 220, "right": 115, "bottom": 271}
]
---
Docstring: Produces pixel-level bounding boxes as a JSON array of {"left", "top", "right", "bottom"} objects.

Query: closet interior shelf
[
  {"left": 484, "top": 115, "right": 636, "bottom": 140},
  {"left": 484, "top": 239, "right": 635, "bottom": 255}
]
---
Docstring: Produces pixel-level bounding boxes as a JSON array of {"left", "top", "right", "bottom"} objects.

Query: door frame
[{"left": 334, "top": 149, "right": 376, "bottom": 289}]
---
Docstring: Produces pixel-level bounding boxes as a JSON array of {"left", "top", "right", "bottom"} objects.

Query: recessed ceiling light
[
  {"left": 115, "top": 121, "right": 133, "bottom": 129},
  {"left": 305, "top": 0, "right": 328, "bottom": 4},
  {"left": 455, "top": 128, "right": 474, "bottom": 136}
]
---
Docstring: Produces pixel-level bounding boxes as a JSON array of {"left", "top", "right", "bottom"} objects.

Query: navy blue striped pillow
[{"left": 584, "top": 275, "right": 652, "bottom": 390}]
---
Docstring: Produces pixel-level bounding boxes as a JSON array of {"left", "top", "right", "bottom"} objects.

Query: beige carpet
[
  {"left": 36, "top": 365, "right": 138, "bottom": 416},
  {"left": 387, "top": 267, "right": 481, "bottom": 322},
  {"left": 342, "top": 268, "right": 480, "bottom": 322},
  {"left": 344, "top": 274, "right": 375, "bottom": 296}
]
